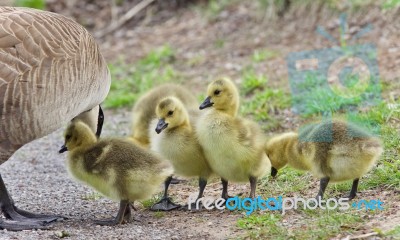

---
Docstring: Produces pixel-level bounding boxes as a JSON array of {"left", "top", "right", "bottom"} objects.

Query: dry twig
[{"left": 96, "top": 0, "right": 155, "bottom": 38}]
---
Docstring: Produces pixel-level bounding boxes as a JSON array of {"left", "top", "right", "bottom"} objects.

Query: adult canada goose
[
  {"left": 129, "top": 84, "right": 198, "bottom": 148},
  {"left": 197, "top": 77, "right": 271, "bottom": 199},
  {"left": 0, "top": 7, "right": 111, "bottom": 230},
  {"left": 64, "top": 121, "right": 173, "bottom": 225},
  {"left": 265, "top": 120, "right": 383, "bottom": 200},
  {"left": 149, "top": 97, "right": 212, "bottom": 211}
]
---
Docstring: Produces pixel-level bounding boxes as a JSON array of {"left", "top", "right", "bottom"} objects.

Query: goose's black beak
[
  {"left": 155, "top": 119, "right": 168, "bottom": 134},
  {"left": 59, "top": 144, "right": 68, "bottom": 153},
  {"left": 199, "top": 96, "right": 213, "bottom": 110}
]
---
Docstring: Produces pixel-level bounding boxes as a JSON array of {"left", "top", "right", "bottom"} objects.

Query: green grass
[
  {"left": 197, "top": 0, "right": 235, "bottom": 21},
  {"left": 251, "top": 49, "right": 279, "bottom": 63},
  {"left": 81, "top": 192, "right": 103, "bottom": 201},
  {"left": 237, "top": 209, "right": 364, "bottom": 239},
  {"left": 240, "top": 69, "right": 290, "bottom": 130},
  {"left": 259, "top": 168, "right": 312, "bottom": 195},
  {"left": 104, "top": 45, "right": 178, "bottom": 108},
  {"left": 291, "top": 72, "right": 383, "bottom": 118},
  {"left": 15, "top": 0, "right": 45, "bottom": 9},
  {"left": 237, "top": 214, "right": 287, "bottom": 238},
  {"left": 382, "top": 0, "right": 400, "bottom": 9},
  {"left": 294, "top": 210, "right": 363, "bottom": 239},
  {"left": 241, "top": 68, "right": 268, "bottom": 94},
  {"left": 140, "top": 193, "right": 163, "bottom": 209},
  {"left": 385, "top": 225, "right": 400, "bottom": 238},
  {"left": 153, "top": 211, "right": 165, "bottom": 218}
]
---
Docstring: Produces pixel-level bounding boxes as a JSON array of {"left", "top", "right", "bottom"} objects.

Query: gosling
[
  {"left": 64, "top": 121, "right": 173, "bottom": 225},
  {"left": 129, "top": 84, "right": 198, "bottom": 148},
  {"left": 197, "top": 77, "right": 271, "bottom": 199},
  {"left": 265, "top": 120, "right": 383, "bottom": 200},
  {"left": 149, "top": 97, "right": 212, "bottom": 210}
]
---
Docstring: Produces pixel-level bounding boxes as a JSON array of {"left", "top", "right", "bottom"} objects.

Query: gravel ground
[{"left": 0, "top": 109, "right": 242, "bottom": 240}]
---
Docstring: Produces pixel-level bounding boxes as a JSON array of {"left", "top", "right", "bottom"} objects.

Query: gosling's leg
[
  {"left": 347, "top": 178, "right": 359, "bottom": 200},
  {"left": 123, "top": 202, "right": 131, "bottom": 223},
  {"left": 271, "top": 167, "right": 278, "bottom": 177},
  {"left": 249, "top": 176, "right": 257, "bottom": 199},
  {"left": 0, "top": 174, "right": 62, "bottom": 231},
  {"left": 221, "top": 178, "right": 232, "bottom": 200},
  {"left": 197, "top": 178, "right": 207, "bottom": 199},
  {"left": 316, "top": 177, "right": 330, "bottom": 200},
  {"left": 185, "top": 177, "right": 208, "bottom": 210},
  {"left": 95, "top": 200, "right": 130, "bottom": 226},
  {"left": 150, "top": 176, "right": 181, "bottom": 211},
  {"left": 95, "top": 105, "right": 104, "bottom": 138}
]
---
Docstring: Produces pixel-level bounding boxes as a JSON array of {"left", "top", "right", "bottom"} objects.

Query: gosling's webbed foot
[
  {"left": 95, "top": 200, "right": 131, "bottom": 226},
  {"left": 150, "top": 197, "right": 180, "bottom": 211},
  {"left": 345, "top": 193, "right": 357, "bottom": 201},
  {"left": 94, "top": 218, "right": 125, "bottom": 226}
]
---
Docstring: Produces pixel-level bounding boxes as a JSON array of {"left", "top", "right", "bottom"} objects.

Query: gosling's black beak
[
  {"left": 199, "top": 96, "right": 213, "bottom": 110},
  {"left": 59, "top": 144, "right": 68, "bottom": 153},
  {"left": 155, "top": 119, "right": 168, "bottom": 134}
]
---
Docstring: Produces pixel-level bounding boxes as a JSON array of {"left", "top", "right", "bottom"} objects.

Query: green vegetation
[
  {"left": 237, "top": 210, "right": 364, "bottom": 239},
  {"left": 385, "top": 225, "right": 400, "bottom": 238},
  {"left": 241, "top": 68, "right": 268, "bottom": 94},
  {"left": 237, "top": 214, "right": 286, "bottom": 238},
  {"left": 81, "top": 192, "right": 103, "bottom": 201},
  {"left": 140, "top": 193, "right": 164, "bottom": 209},
  {"left": 198, "top": 0, "right": 234, "bottom": 20},
  {"left": 15, "top": 0, "right": 45, "bottom": 9},
  {"left": 153, "top": 211, "right": 165, "bottom": 218},
  {"left": 240, "top": 67, "right": 290, "bottom": 130},
  {"left": 104, "top": 45, "right": 178, "bottom": 108},
  {"left": 382, "top": 0, "right": 400, "bottom": 9},
  {"left": 251, "top": 49, "right": 279, "bottom": 63}
]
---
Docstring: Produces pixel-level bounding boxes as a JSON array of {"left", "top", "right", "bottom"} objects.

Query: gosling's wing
[
  {"left": 82, "top": 142, "right": 109, "bottom": 174},
  {"left": 234, "top": 117, "right": 264, "bottom": 148}
]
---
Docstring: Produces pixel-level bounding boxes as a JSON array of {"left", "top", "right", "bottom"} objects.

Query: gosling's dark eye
[
  {"left": 214, "top": 90, "right": 221, "bottom": 95},
  {"left": 168, "top": 111, "right": 174, "bottom": 116},
  {"left": 66, "top": 134, "right": 72, "bottom": 141}
]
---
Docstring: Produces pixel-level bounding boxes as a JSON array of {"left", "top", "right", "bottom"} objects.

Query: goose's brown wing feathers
[{"left": 0, "top": 7, "right": 110, "bottom": 145}]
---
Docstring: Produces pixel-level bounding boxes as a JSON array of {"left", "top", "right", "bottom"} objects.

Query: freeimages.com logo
[{"left": 188, "top": 194, "right": 384, "bottom": 215}]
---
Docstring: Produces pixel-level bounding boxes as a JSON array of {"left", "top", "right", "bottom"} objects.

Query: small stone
[{"left": 54, "top": 230, "right": 70, "bottom": 238}]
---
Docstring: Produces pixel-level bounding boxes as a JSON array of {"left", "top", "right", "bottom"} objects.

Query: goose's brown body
[
  {"left": 0, "top": 7, "right": 110, "bottom": 230},
  {"left": 0, "top": 7, "right": 110, "bottom": 164}
]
